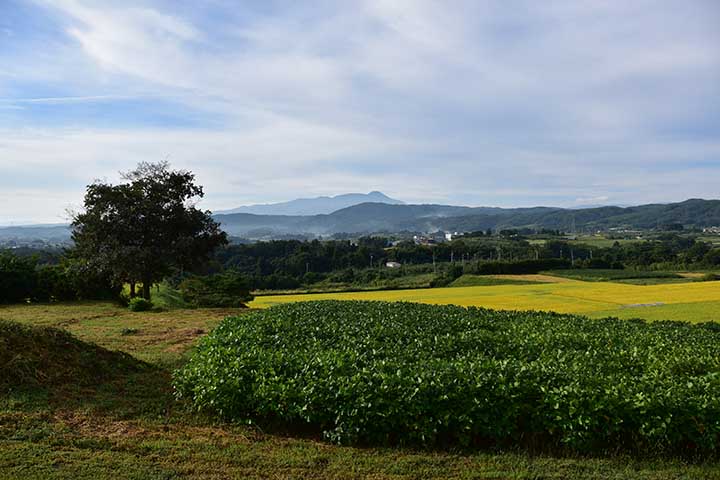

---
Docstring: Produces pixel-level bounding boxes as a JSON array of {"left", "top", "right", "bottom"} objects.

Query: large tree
[{"left": 72, "top": 162, "right": 227, "bottom": 299}]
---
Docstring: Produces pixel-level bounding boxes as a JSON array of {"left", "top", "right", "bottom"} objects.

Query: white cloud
[{"left": 0, "top": 0, "right": 718, "bottom": 222}]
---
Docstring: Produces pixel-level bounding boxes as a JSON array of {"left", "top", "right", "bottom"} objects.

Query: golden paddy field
[{"left": 251, "top": 277, "right": 720, "bottom": 323}]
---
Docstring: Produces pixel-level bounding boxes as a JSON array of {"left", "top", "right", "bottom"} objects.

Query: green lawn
[{"left": 1, "top": 302, "right": 719, "bottom": 479}]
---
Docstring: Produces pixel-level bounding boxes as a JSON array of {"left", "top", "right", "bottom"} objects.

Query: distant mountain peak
[{"left": 215, "top": 191, "right": 405, "bottom": 216}]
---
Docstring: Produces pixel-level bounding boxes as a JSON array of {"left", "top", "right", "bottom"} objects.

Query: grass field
[
  {"left": 251, "top": 278, "right": 720, "bottom": 323},
  {"left": 447, "top": 274, "right": 541, "bottom": 287},
  {"left": 544, "top": 269, "right": 683, "bottom": 282},
  {"left": 2, "top": 301, "right": 720, "bottom": 479}
]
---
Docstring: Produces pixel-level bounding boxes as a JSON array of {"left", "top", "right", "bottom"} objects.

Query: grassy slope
[
  {"left": 448, "top": 274, "right": 540, "bottom": 287},
  {"left": 0, "top": 302, "right": 717, "bottom": 479},
  {"left": 254, "top": 273, "right": 438, "bottom": 296},
  {"left": 543, "top": 269, "right": 683, "bottom": 282}
]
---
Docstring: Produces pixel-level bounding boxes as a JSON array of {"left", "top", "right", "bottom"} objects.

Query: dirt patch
[
  {"left": 56, "top": 317, "right": 82, "bottom": 327},
  {"left": 622, "top": 302, "right": 665, "bottom": 308},
  {"left": 678, "top": 272, "right": 706, "bottom": 278},
  {"left": 132, "top": 327, "right": 208, "bottom": 353},
  {"left": 54, "top": 411, "right": 149, "bottom": 438},
  {"left": 52, "top": 411, "right": 255, "bottom": 444}
]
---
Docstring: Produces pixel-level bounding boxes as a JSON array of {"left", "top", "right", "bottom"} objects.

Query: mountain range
[
  {"left": 1, "top": 197, "right": 719, "bottom": 243},
  {"left": 215, "top": 198, "right": 720, "bottom": 238},
  {"left": 214, "top": 191, "right": 404, "bottom": 216}
]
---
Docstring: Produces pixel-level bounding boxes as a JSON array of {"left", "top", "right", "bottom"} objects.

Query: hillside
[
  {"left": 215, "top": 198, "right": 720, "bottom": 237},
  {"left": 3, "top": 199, "right": 720, "bottom": 242}
]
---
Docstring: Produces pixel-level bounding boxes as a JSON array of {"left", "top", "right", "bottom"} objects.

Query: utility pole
[{"left": 432, "top": 249, "right": 437, "bottom": 274}]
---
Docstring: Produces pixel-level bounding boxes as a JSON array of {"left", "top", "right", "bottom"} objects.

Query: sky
[{"left": 0, "top": 0, "right": 719, "bottom": 224}]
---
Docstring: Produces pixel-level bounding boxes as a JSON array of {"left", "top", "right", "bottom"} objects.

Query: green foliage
[
  {"left": 0, "top": 252, "right": 36, "bottom": 303},
  {"left": 429, "top": 263, "right": 464, "bottom": 287},
  {"left": 448, "top": 274, "right": 539, "bottom": 287},
  {"left": 548, "top": 269, "right": 681, "bottom": 282},
  {"left": 0, "top": 252, "right": 119, "bottom": 304},
  {"left": 700, "top": 273, "right": 720, "bottom": 282},
  {"left": 468, "top": 258, "right": 572, "bottom": 275},
  {"left": 175, "top": 301, "right": 720, "bottom": 453},
  {"left": 127, "top": 297, "right": 153, "bottom": 312},
  {"left": 72, "top": 161, "right": 227, "bottom": 300},
  {"left": 178, "top": 272, "right": 253, "bottom": 308}
]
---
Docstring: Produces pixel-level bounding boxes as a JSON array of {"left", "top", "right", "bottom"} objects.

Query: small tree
[{"left": 72, "top": 162, "right": 227, "bottom": 299}]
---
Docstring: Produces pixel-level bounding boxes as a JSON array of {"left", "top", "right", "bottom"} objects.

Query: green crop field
[
  {"left": 251, "top": 278, "right": 720, "bottom": 323},
  {"left": 177, "top": 301, "right": 720, "bottom": 453}
]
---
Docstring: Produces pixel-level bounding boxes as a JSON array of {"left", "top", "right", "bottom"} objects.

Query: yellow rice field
[{"left": 251, "top": 279, "right": 720, "bottom": 322}]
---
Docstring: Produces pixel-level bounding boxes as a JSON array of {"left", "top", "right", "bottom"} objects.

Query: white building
[{"left": 386, "top": 261, "right": 402, "bottom": 268}]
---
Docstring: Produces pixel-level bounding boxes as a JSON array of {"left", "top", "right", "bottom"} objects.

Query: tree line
[{"left": 1, "top": 161, "right": 719, "bottom": 304}]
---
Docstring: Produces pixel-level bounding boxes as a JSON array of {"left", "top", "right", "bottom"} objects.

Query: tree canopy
[{"left": 72, "top": 162, "right": 227, "bottom": 299}]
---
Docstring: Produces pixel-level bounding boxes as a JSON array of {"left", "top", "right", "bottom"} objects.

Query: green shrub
[
  {"left": 128, "top": 297, "right": 153, "bottom": 312},
  {"left": 175, "top": 301, "right": 720, "bottom": 454},
  {"left": 699, "top": 273, "right": 720, "bottom": 282},
  {"left": 179, "top": 272, "right": 253, "bottom": 308},
  {"left": 548, "top": 269, "right": 681, "bottom": 282},
  {"left": 0, "top": 253, "right": 37, "bottom": 303}
]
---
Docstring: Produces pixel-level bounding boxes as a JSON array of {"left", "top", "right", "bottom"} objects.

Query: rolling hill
[
  {"left": 215, "top": 199, "right": 720, "bottom": 237},
  {"left": 2, "top": 199, "right": 719, "bottom": 242}
]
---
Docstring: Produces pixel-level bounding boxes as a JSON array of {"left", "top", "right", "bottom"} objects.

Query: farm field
[
  {"left": 4, "top": 302, "right": 719, "bottom": 479},
  {"left": 252, "top": 278, "right": 720, "bottom": 323},
  {"left": 178, "top": 301, "right": 720, "bottom": 452}
]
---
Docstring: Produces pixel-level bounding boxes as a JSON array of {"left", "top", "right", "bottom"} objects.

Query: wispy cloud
[
  {"left": 1, "top": 95, "right": 135, "bottom": 104},
  {"left": 0, "top": 0, "right": 718, "bottom": 222}
]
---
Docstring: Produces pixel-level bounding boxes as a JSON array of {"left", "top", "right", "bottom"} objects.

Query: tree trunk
[
  {"left": 142, "top": 281, "right": 151, "bottom": 300},
  {"left": 129, "top": 282, "right": 136, "bottom": 298}
]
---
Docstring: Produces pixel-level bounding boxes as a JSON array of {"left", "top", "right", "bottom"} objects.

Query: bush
[
  {"left": 175, "top": 301, "right": 720, "bottom": 454},
  {"left": 470, "top": 258, "right": 571, "bottom": 275},
  {"left": 179, "top": 272, "right": 253, "bottom": 308},
  {"left": 128, "top": 297, "right": 153, "bottom": 312},
  {"left": 699, "top": 273, "right": 720, "bottom": 282},
  {"left": 0, "top": 253, "right": 37, "bottom": 303}
]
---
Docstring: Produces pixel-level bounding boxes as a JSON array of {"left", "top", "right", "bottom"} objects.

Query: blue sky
[{"left": 0, "top": 0, "right": 719, "bottom": 224}]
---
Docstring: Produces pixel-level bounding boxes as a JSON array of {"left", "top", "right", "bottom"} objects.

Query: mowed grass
[
  {"left": 0, "top": 303, "right": 239, "bottom": 365},
  {"left": 251, "top": 279, "right": 720, "bottom": 322},
  {"left": 2, "top": 301, "right": 720, "bottom": 478}
]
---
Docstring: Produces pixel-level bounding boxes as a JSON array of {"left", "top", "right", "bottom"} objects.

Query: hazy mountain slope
[
  {"left": 215, "top": 199, "right": 720, "bottom": 237},
  {"left": 3, "top": 199, "right": 719, "bottom": 242},
  {"left": 215, "top": 191, "right": 404, "bottom": 216},
  {"left": 0, "top": 224, "right": 71, "bottom": 243}
]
